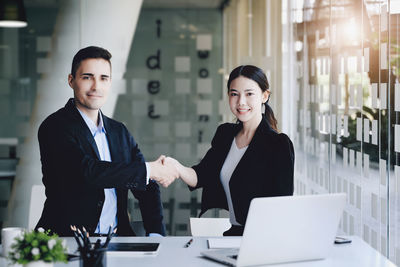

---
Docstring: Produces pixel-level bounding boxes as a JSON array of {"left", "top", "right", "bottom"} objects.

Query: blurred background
[{"left": 1, "top": 0, "right": 400, "bottom": 264}]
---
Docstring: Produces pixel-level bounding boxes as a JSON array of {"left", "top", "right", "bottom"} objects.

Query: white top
[{"left": 220, "top": 138, "right": 248, "bottom": 226}]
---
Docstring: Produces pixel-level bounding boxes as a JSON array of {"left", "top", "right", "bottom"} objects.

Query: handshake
[{"left": 148, "top": 155, "right": 182, "bottom": 188}]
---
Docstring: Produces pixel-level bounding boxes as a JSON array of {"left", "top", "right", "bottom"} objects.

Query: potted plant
[{"left": 8, "top": 228, "right": 68, "bottom": 267}]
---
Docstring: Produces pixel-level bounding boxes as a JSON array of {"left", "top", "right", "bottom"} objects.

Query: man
[{"left": 36, "top": 46, "right": 177, "bottom": 236}]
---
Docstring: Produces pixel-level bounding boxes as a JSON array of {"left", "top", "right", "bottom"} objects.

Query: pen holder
[{"left": 79, "top": 247, "right": 107, "bottom": 267}]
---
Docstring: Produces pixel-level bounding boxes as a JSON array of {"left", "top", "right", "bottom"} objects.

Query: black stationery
[{"left": 107, "top": 242, "right": 160, "bottom": 256}]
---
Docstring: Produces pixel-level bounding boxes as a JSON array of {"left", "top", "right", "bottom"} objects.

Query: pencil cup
[{"left": 79, "top": 247, "right": 107, "bottom": 267}]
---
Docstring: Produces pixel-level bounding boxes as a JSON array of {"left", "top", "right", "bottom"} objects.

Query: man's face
[{"left": 68, "top": 58, "right": 111, "bottom": 112}]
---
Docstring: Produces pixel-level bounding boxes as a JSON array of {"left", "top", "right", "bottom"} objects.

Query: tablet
[{"left": 106, "top": 242, "right": 160, "bottom": 256}]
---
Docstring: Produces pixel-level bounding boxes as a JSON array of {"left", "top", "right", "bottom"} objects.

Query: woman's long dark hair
[{"left": 227, "top": 65, "right": 278, "bottom": 131}]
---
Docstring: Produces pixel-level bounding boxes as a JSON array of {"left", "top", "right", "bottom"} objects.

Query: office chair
[{"left": 189, "top": 217, "right": 230, "bottom": 237}]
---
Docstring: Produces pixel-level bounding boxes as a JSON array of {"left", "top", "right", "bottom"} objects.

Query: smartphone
[{"left": 334, "top": 236, "right": 352, "bottom": 244}]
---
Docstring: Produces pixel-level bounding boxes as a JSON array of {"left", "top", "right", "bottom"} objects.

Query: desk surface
[{"left": 1, "top": 236, "right": 396, "bottom": 267}]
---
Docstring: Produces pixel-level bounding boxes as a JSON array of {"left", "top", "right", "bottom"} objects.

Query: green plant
[{"left": 8, "top": 228, "right": 68, "bottom": 264}]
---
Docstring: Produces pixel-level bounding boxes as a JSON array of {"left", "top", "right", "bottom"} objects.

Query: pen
[
  {"left": 103, "top": 227, "right": 117, "bottom": 248},
  {"left": 184, "top": 238, "right": 193, "bottom": 248},
  {"left": 70, "top": 225, "right": 83, "bottom": 249}
]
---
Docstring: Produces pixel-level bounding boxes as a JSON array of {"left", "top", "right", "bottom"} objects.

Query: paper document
[{"left": 208, "top": 238, "right": 242, "bottom": 249}]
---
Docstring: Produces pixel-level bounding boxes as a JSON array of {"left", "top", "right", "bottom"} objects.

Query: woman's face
[{"left": 228, "top": 76, "right": 269, "bottom": 124}]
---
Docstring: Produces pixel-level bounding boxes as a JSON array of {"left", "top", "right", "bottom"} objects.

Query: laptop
[{"left": 201, "top": 193, "right": 346, "bottom": 266}]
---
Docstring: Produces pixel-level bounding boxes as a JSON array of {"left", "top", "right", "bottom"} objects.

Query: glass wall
[
  {"left": 0, "top": 0, "right": 224, "bottom": 236},
  {"left": 115, "top": 7, "right": 223, "bottom": 235},
  {"left": 0, "top": 0, "right": 63, "bottom": 232},
  {"left": 283, "top": 0, "right": 399, "bottom": 263}
]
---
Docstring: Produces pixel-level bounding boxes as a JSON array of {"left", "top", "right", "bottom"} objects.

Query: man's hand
[
  {"left": 163, "top": 156, "right": 198, "bottom": 188},
  {"left": 148, "top": 155, "right": 179, "bottom": 188},
  {"left": 163, "top": 156, "right": 181, "bottom": 171}
]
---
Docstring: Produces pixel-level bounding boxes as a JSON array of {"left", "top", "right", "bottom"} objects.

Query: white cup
[{"left": 1, "top": 227, "right": 24, "bottom": 258}]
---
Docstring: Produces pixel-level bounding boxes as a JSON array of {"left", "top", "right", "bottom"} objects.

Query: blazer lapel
[
  {"left": 217, "top": 123, "right": 241, "bottom": 168},
  {"left": 65, "top": 98, "right": 101, "bottom": 159},
  {"left": 229, "top": 118, "right": 270, "bottom": 181},
  {"left": 83, "top": 128, "right": 101, "bottom": 160},
  {"left": 101, "top": 113, "right": 119, "bottom": 162}
]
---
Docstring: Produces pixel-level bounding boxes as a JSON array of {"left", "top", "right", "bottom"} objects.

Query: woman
[{"left": 165, "top": 65, "right": 294, "bottom": 236}]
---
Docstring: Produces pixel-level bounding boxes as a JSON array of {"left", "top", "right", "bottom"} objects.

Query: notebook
[
  {"left": 201, "top": 193, "right": 346, "bottom": 266},
  {"left": 208, "top": 238, "right": 241, "bottom": 249}
]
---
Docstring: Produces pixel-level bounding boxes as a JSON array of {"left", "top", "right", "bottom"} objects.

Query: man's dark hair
[{"left": 71, "top": 46, "right": 112, "bottom": 77}]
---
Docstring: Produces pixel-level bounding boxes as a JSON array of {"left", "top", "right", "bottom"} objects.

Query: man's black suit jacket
[
  {"left": 36, "top": 98, "right": 165, "bottom": 236},
  {"left": 191, "top": 116, "right": 295, "bottom": 226}
]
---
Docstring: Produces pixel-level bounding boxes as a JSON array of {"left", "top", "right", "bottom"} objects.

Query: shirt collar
[{"left": 76, "top": 107, "right": 106, "bottom": 136}]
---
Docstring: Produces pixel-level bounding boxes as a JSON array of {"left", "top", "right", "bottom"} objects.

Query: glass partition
[
  {"left": 115, "top": 7, "right": 223, "bottom": 235},
  {"left": 0, "top": 1, "right": 224, "bottom": 236},
  {"left": 283, "top": 0, "right": 399, "bottom": 263}
]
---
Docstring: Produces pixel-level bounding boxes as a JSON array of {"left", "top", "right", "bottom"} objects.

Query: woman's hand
[
  {"left": 149, "top": 155, "right": 179, "bottom": 188},
  {"left": 162, "top": 157, "right": 198, "bottom": 187}
]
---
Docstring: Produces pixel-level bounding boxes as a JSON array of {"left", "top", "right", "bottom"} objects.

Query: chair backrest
[
  {"left": 28, "top": 185, "right": 46, "bottom": 230},
  {"left": 190, "top": 218, "right": 230, "bottom": 237},
  {"left": 131, "top": 221, "right": 146, "bottom": 236}
]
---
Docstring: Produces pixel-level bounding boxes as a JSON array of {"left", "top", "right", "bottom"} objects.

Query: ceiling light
[{"left": 0, "top": 0, "right": 27, "bottom": 28}]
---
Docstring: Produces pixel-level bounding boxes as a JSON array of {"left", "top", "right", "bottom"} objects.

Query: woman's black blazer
[{"left": 190, "top": 116, "right": 295, "bottom": 225}]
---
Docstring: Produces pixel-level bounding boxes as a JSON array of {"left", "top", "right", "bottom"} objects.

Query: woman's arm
[{"left": 164, "top": 157, "right": 198, "bottom": 187}]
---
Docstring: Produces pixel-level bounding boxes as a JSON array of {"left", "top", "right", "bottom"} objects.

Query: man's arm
[
  {"left": 147, "top": 156, "right": 179, "bottom": 188},
  {"left": 121, "top": 124, "right": 168, "bottom": 236},
  {"left": 39, "top": 119, "right": 147, "bottom": 190},
  {"left": 131, "top": 180, "right": 166, "bottom": 236}
]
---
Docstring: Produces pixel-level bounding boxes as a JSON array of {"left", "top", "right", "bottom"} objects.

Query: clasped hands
[{"left": 149, "top": 155, "right": 181, "bottom": 188}]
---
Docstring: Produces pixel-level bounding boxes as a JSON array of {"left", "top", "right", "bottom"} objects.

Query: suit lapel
[
  {"left": 229, "top": 118, "right": 270, "bottom": 181},
  {"left": 65, "top": 98, "right": 101, "bottom": 159},
  {"left": 218, "top": 124, "right": 240, "bottom": 168},
  {"left": 229, "top": 135, "right": 254, "bottom": 181},
  {"left": 102, "top": 113, "right": 119, "bottom": 162},
  {"left": 83, "top": 127, "right": 101, "bottom": 160},
  {"left": 102, "top": 116, "right": 124, "bottom": 221}
]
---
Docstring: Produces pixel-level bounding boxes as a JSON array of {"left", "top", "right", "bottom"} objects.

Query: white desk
[{"left": 0, "top": 236, "right": 396, "bottom": 267}]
